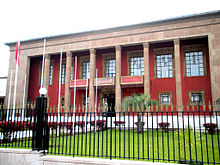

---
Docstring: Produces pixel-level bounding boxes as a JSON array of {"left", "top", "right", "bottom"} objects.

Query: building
[
  {"left": 0, "top": 77, "right": 7, "bottom": 106},
  {"left": 5, "top": 11, "right": 220, "bottom": 112}
]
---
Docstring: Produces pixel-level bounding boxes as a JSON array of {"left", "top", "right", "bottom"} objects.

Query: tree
[{"left": 122, "top": 93, "right": 157, "bottom": 133}]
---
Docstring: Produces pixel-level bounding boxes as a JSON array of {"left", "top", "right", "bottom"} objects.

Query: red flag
[{"left": 15, "top": 41, "right": 20, "bottom": 66}]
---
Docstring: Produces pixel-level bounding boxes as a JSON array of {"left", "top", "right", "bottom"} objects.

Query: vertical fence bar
[
  {"left": 215, "top": 110, "right": 220, "bottom": 163},
  {"left": 132, "top": 111, "right": 134, "bottom": 160},
  {"left": 204, "top": 108, "right": 209, "bottom": 163},
  {"left": 210, "top": 108, "right": 215, "bottom": 164},
  {"left": 123, "top": 111, "right": 126, "bottom": 159},
  {"left": 193, "top": 109, "right": 198, "bottom": 164},
  {"left": 156, "top": 110, "right": 159, "bottom": 161}
]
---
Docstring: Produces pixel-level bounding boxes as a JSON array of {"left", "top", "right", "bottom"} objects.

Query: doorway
[{"left": 103, "top": 94, "right": 115, "bottom": 117}]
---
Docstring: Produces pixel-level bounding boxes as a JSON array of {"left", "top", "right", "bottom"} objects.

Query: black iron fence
[{"left": 0, "top": 105, "right": 220, "bottom": 164}]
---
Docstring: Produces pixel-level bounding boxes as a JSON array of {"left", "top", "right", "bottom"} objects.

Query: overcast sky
[{"left": 0, "top": 0, "right": 219, "bottom": 79}]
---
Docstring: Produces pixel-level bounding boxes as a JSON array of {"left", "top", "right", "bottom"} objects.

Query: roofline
[{"left": 5, "top": 10, "right": 220, "bottom": 46}]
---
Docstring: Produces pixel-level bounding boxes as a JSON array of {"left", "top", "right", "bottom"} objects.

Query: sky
[{"left": 0, "top": 0, "right": 219, "bottom": 80}]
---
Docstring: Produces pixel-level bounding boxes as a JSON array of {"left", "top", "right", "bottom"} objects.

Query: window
[
  {"left": 154, "top": 48, "right": 174, "bottom": 79},
  {"left": 185, "top": 51, "right": 204, "bottom": 76},
  {"left": 158, "top": 92, "right": 173, "bottom": 105},
  {"left": 61, "top": 63, "right": 66, "bottom": 84},
  {"left": 130, "top": 57, "right": 144, "bottom": 76},
  {"left": 82, "top": 61, "right": 90, "bottom": 79},
  {"left": 183, "top": 45, "right": 206, "bottom": 77},
  {"left": 127, "top": 50, "right": 143, "bottom": 76},
  {"left": 105, "top": 59, "right": 116, "bottom": 77},
  {"left": 189, "top": 91, "right": 204, "bottom": 105},
  {"left": 49, "top": 61, "right": 54, "bottom": 85},
  {"left": 103, "top": 53, "right": 115, "bottom": 77},
  {"left": 156, "top": 55, "right": 173, "bottom": 78}
]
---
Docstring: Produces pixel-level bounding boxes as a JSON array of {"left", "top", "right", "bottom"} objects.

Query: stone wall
[{"left": 0, "top": 148, "right": 178, "bottom": 165}]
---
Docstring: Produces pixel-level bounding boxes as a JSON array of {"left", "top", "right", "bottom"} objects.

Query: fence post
[{"left": 32, "top": 96, "right": 49, "bottom": 152}]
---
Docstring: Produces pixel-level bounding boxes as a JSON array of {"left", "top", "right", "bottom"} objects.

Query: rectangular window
[
  {"left": 61, "top": 63, "right": 66, "bottom": 84},
  {"left": 105, "top": 59, "right": 116, "bottom": 77},
  {"left": 185, "top": 51, "right": 204, "bottom": 76},
  {"left": 49, "top": 61, "right": 54, "bottom": 85},
  {"left": 156, "top": 54, "right": 173, "bottom": 78},
  {"left": 183, "top": 45, "right": 206, "bottom": 77},
  {"left": 130, "top": 57, "right": 144, "bottom": 76},
  {"left": 82, "top": 62, "right": 90, "bottom": 79},
  {"left": 189, "top": 91, "right": 204, "bottom": 105},
  {"left": 159, "top": 92, "right": 173, "bottom": 105}
]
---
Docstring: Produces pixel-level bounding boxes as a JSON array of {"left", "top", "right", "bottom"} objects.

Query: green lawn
[
  {"left": 48, "top": 129, "right": 219, "bottom": 164},
  {"left": 1, "top": 129, "right": 220, "bottom": 164}
]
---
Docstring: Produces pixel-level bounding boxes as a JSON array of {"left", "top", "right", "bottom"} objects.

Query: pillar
[
  {"left": 89, "top": 48, "right": 96, "bottom": 112},
  {"left": 174, "top": 39, "right": 183, "bottom": 109},
  {"left": 143, "top": 42, "right": 150, "bottom": 97},
  {"left": 64, "top": 51, "right": 72, "bottom": 111},
  {"left": 43, "top": 54, "right": 50, "bottom": 96},
  {"left": 115, "top": 45, "right": 121, "bottom": 112}
]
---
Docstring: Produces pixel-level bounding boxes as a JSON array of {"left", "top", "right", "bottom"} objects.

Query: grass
[{"left": 1, "top": 129, "right": 220, "bottom": 164}]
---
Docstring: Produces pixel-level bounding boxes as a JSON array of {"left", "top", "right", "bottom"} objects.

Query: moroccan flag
[{"left": 15, "top": 41, "right": 21, "bottom": 66}]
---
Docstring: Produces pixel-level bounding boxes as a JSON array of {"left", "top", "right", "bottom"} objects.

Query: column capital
[
  {"left": 174, "top": 38, "right": 180, "bottom": 45},
  {"left": 115, "top": 45, "right": 121, "bottom": 52},
  {"left": 143, "top": 42, "right": 149, "bottom": 48},
  {"left": 45, "top": 54, "right": 50, "bottom": 60},
  {"left": 66, "top": 51, "right": 72, "bottom": 57},
  {"left": 89, "top": 48, "right": 96, "bottom": 54}
]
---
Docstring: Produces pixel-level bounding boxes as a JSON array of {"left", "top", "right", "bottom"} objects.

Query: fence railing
[{"left": 0, "top": 106, "right": 220, "bottom": 164}]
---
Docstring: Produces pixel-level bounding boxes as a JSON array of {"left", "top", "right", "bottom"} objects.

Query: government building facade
[{"left": 5, "top": 11, "right": 220, "bottom": 112}]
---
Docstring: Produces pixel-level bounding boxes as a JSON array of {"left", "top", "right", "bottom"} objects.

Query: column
[
  {"left": 89, "top": 48, "right": 96, "bottom": 112},
  {"left": 143, "top": 42, "right": 150, "bottom": 97},
  {"left": 43, "top": 54, "right": 50, "bottom": 96},
  {"left": 174, "top": 39, "right": 183, "bottom": 109},
  {"left": 64, "top": 51, "right": 72, "bottom": 111},
  {"left": 115, "top": 45, "right": 121, "bottom": 112},
  {"left": 208, "top": 35, "right": 219, "bottom": 105}
]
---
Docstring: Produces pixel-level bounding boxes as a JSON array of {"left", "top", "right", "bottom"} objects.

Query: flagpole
[
  {"left": 94, "top": 69, "right": 98, "bottom": 130},
  {"left": 12, "top": 41, "right": 20, "bottom": 120},
  {"left": 7, "top": 70, "right": 13, "bottom": 120},
  {"left": 57, "top": 48, "right": 63, "bottom": 123},
  {"left": 73, "top": 56, "right": 77, "bottom": 123},
  {"left": 95, "top": 69, "right": 98, "bottom": 112},
  {"left": 40, "top": 39, "right": 46, "bottom": 90},
  {"left": 85, "top": 63, "right": 89, "bottom": 126},
  {"left": 22, "top": 73, "right": 27, "bottom": 120}
]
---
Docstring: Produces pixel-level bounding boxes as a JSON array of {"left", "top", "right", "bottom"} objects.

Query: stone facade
[{"left": 5, "top": 11, "right": 220, "bottom": 109}]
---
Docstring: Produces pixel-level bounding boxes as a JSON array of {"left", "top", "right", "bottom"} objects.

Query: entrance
[{"left": 103, "top": 94, "right": 115, "bottom": 117}]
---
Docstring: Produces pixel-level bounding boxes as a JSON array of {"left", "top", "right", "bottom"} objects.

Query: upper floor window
[
  {"left": 156, "top": 55, "right": 173, "bottom": 78},
  {"left": 130, "top": 56, "right": 144, "bottom": 76},
  {"left": 61, "top": 63, "right": 66, "bottom": 84},
  {"left": 154, "top": 48, "right": 174, "bottom": 79},
  {"left": 185, "top": 51, "right": 204, "bottom": 76},
  {"left": 105, "top": 59, "right": 116, "bottom": 77},
  {"left": 127, "top": 50, "right": 144, "bottom": 76},
  {"left": 183, "top": 45, "right": 206, "bottom": 77},
  {"left": 82, "top": 61, "right": 90, "bottom": 79},
  {"left": 49, "top": 61, "right": 54, "bottom": 85},
  {"left": 103, "top": 53, "right": 115, "bottom": 77}
]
